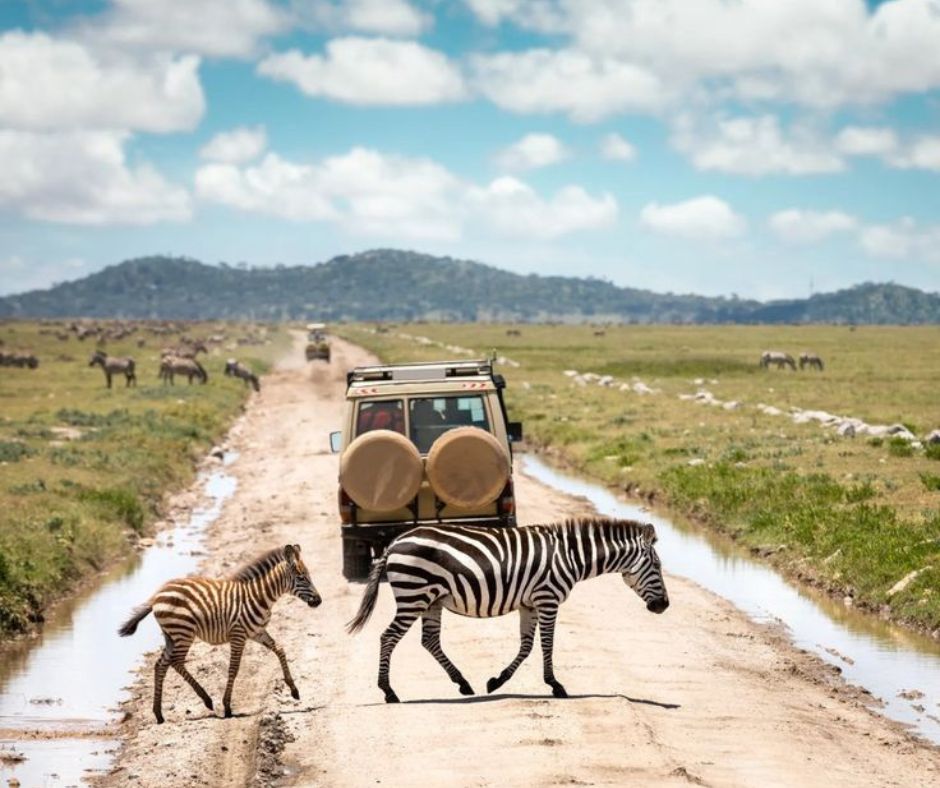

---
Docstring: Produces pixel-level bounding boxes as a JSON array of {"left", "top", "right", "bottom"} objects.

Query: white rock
[
  {"left": 563, "top": 370, "right": 579, "bottom": 377},
  {"left": 925, "top": 429, "right": 940, "bottom": 445},
  {"left": 687, "top": 458, "right": 706, "bottom": 466},
  {"left": 836, "top": 422, "right": 856, "bottom": 437},
  {"left": 723, "top": 400, "right": 742, "bottom": 411},
  {"left": 887, "top": 569, "right": 925, "bottom": 597}
]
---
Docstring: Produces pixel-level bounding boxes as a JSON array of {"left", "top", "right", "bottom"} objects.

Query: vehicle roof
[{"left": 346, "top": 359, "right": 501, "bottom": 398}]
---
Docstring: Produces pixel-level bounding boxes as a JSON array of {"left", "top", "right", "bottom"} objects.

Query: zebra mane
[
  {"left": 229, "top": 547, "right": 287, "bottom": 582},
  {"left": 556, "top": 517, "right": 646, "bottom": 534}
]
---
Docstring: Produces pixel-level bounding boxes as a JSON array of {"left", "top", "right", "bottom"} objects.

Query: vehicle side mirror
[
  {"left": 329, "top": 431, "right": 343, "bottom": 453},
  {"left": 507, "top": 421, "right": 523, "bottom": 442}
]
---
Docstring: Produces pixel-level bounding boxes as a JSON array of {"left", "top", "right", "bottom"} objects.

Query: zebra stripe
[
  {"left": 118, "top": 544, "right": 321, "bottom": 723},
  {"left": 347, "top": 518, "right": 669, "bottom": 703}
]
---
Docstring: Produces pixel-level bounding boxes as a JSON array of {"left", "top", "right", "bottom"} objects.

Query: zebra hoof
[
  {"left": 458, "top": 681, "right": 475, "bottom": 696},
  {"left": 290, "top": 687, "right": 300, "bottom": 700},
  {"left": 204, "top": 697, "right": 214, "bottom": 710},
  {"left": 154, "top": 713, "right": 165, "bottom": 724},
  {"left": 486, "top": 676, "right": 505, "bottom": 694},
  {"left": 224, "top": 707, "right": 233, "bottom": 718},
  {"left": 384, "top": 691, "right": 400, "bottom": 704},
  {"left": 551, "top": 684, "right": 568, "bottom": 699}
]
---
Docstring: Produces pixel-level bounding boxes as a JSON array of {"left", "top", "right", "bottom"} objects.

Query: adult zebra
[
  {"left": 348, "top": 518, "right": 669, "bottom": 703},
  {"left": 89, "top": 350, "right": 136, "bottom": 388},
  {"left": 118, "top": 544, "right": 321, "bottom": 723}
]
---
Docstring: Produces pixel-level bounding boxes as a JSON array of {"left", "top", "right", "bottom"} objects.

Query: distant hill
[{"left": 1, "top": 250, "right": 938, "bottom": 324}]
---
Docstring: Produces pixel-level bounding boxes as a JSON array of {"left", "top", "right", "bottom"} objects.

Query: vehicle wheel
[{"left": 342, "top": 539, "right": 373, "bottom": 581}]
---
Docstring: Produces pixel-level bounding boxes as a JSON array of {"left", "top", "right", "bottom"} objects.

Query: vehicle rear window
[
  {"left": 356, "top": 399, "right": 405, "bottom": 435},
  {"left": 409, "top": 395, "right": 489, "bottom": 453}
]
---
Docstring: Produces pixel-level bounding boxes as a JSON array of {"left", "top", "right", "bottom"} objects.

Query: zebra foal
[
  {"left": 348, "top": 518, "right": 669, "bottom": 703},
  {"left": 118, "top": 544, "right": 321, "bottom": 723}
]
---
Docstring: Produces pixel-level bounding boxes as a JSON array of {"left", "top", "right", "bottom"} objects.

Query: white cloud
[
  {"left": 196, "top": 147, "right": 462, "bottom": 239},
  {"left": 0, "top": 130, "right": 191, "bottom": 225},
  {"left": 200, "top": 127, "right": 268, "bottom": 164},
  {"left": 294, "top": 0, "right": 432, "bottom": 36},
  {"left": 769, "top": 209, "right": 858, "bottom": 244},
  {"left": 87, "top": 0, "right": 287, "bottom": 58},
  {"left": 835, "top": 126, "right": 899, "bottom": 157},
  {"left": 341, "top": 0, "right": 431, "bottom": 36},
  {"left": 463, "top": 0, "right": 940, "bottom": 111},
  {"left": 600, "top": 132, "right": 636, "bottom": 162},
  {"left": 472, "top": 48, "right": 666, "bottom": 122},
  {"left": 257, "top": 37, "right": 466, "bottom": 105},
  {"left": 859, "top": 218, "right": 940, "bottom": 262},
  {"left": 672, "top": 114, "right": 844, "bottom": 175},
  {"left": 495, "top": 133, "right": 568, "bottom": 170},
  {"left": 640, "top": 196, "right": 746, "bottom": 240},
  {"left": 469, "top": 177, "right": 617, "bottom": 239},
  {"left": 196, "top": 145, "right": 616, "bottom": 242},
  {"left": 888, "top": 135, "right": 940, "bottom": 172},
  {"left": 0, "top": 31, "right": 204, "bottom": 133}
]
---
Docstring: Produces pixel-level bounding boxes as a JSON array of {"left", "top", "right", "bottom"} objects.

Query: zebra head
[
  {"left": 622, "top": 523, "right": 669, "bottom": 614},
  {"left": 284, "top": 544, "right": 322, "bottom": 608}
]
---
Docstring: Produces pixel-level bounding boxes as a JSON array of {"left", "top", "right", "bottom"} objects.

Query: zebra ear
[
  {"left": 284, "top": 544, "right": 296, "bottom": 562},
  {"left": 640, "top": 523, "right": 657, "bottom": 546},
  {"left": 293, "top": 544, "right": 301, "bottom": 554}
]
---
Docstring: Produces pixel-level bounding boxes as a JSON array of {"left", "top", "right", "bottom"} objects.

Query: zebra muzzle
[{"left": 647, "top": 597, "right": 669, "bottom": 614}]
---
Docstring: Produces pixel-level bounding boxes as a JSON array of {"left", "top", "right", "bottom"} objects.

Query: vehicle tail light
[
  {"left": 497, "top": 479, "right": 515, "bottom": 518},
  {"left": 339, "top": 487, "right": 354, "bottom": 523}
]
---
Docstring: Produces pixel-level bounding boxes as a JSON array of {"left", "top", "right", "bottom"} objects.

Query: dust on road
[{"left": 103, "top": 336, "right": 940, "bottom": 787}]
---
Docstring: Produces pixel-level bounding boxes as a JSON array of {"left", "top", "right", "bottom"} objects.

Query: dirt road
[{"left": 105, "top": 336, "right": 940, "bottom": 787}]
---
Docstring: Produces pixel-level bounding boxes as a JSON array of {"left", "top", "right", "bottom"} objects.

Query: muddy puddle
[
  {"left": 522, "top": 454, "right": 940, "bottom": 745},
  {"left": 0, "top": 458, "right": 237, "bottom": 786}
]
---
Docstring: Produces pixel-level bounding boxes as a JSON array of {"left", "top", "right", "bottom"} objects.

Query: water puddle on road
[
  {"left": 0, "top": 457, "right": 237, "bottom": 786},
  {"left": 522, "top": 454, "right": 940, "bottom": 745}
]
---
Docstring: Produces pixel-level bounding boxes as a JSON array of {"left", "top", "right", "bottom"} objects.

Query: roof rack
[{"left": 347, "top": 359, "right": 495, "bottom": 386}]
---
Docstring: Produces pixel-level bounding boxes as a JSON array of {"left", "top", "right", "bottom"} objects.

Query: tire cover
[
  {"left": 340, "top": 430, "right": 423, "bottom": 512},
  {"left": 426, "top": 427, "right": 509, "bottom": 509}
]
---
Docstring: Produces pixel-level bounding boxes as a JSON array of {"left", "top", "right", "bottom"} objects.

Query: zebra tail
[
  {"left": 118, "top": 603, "right": 153, "bottom": 637},
  {"left": 346, "top": 550, "right": 388, "bottom": 634}
]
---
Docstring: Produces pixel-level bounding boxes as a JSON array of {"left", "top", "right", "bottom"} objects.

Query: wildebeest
[
  {"left": 759, "top": 350, "right": 796, "bottom": 370},
  {"left": 224, "top": 359, "right": 260, "bottom": 392},
  {"left": 0, "top": 351, "right": 39, "bottom": 369},
  {"left": 799, "top": 352, "right": 824, "bottom": 371},
  {"left": 89, "top": 350, "right": 136, "bottom": 388},
  {"left": 160, "top": 355, "right": 208, "bottom": 385}
]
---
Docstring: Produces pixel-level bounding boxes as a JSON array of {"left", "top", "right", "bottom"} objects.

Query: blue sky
[{"left": 1, "top": 0, "right": 939, "bottom": 299}]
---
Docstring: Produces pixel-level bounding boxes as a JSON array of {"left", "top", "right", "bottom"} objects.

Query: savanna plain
[{"left": 1, "top": 321, "right": 939, "bottom": 787}]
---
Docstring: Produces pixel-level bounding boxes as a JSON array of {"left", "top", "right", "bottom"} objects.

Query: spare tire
[
  {"left": 426, "top": 427, "right": 509, "bottom": 509},
  {"left": 340, "top": 430, "right": 423, "bottom": 512}
]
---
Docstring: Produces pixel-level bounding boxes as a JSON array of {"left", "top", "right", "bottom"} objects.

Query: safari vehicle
[
  {"left": 330, "top": 359, "right": 523, "bottom": 580},
  {"left": 305, "top": 322, "right": 330, "bottom": 362}
]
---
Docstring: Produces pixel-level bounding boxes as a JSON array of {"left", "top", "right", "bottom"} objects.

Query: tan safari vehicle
[
  {"left": 329, "top": 359, "right": 523, "bottom": 580},
  {"left": 305, "top": 322, "right": 330, "bottom": 362}
]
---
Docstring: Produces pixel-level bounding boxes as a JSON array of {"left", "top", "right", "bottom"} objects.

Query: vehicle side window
[
  {"left": 357, "top": 399, "right": 405, "bottom": 435},
  {"left": 409, "top": 395, "right": 489, "bottom": 453}
]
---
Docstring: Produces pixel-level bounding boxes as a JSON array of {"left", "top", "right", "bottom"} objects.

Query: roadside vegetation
[
  {"left": 339, "top": 322, "right": 940, "bottom": 634},
  {"left": 0, "top": 320, "right": 286, "bottom": 638}
]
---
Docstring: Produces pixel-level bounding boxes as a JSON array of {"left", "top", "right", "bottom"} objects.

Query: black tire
[{"left": 342, "top": 538, "right": 373, "bottom": 582}]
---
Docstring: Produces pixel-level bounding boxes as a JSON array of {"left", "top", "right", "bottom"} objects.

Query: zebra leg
[
  {"left": 153, "top": 648, "right": 171, "bottom": 724},
  {"left": 105, "top": 371, "right": 112, "bottom": 389},
  {"left": 378, "top": 612, "right": 419, "bottom": 703},
  {"left": 537, "top": 605, "right": 567, "bottom": 698},
  {"left": 169, "top": 640, "right": 214, "bottom": 711},
  {"left": 253, "top": 629, "right": 300, "bottom": 700},
  {"left": 487, "top": 606, "right": 536, "bottom": 694},
  {"left": 222, "top": 634, "right": 247, "bottom": 718},
  {"left": 420, "top": 605, "right": 474, "bottom": 696}
]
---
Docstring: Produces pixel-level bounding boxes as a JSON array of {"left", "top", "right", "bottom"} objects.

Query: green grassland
[
  {"left": 339, "top": 323, "right": 940, "bottom": 634},
  {"left": 0, "top": 320, "right": 287, "bottom": 638}
]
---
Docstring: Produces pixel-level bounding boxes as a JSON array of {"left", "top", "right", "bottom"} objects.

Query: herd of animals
[
  {"left": 1, "top": 320, "right": 264, "bottom": 391},
  {"left": 759, "top": 349, "right": 824, "bottom": 370}
]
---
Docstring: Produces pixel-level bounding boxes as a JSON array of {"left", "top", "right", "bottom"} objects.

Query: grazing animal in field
[
  {"left": 224, "top": 359, "right": 260, "bottom": 392},
  {"left": 118, "top": 544, "right": 321, "bottom": 723},
  {"left": 89, "top": 350, "right": 136, "bottom": 388},
  {"left": 348, "top": 518, "right": 669, "bottom": 703},
  {"left": 506, "top": 329, "right": 522, "bottom": 337},
  {"left": 0, "top": 351, "right": 39, "bottom": 368},
  {"left": 799, "top": 352, "right": 824, "bottom": 371},
  {"left": 161, "top": 340, "right": 208, "bottom": 360},
  {"left": 159, "top": 355, "right": 208, "bottom": 385},
  {"left": 759, "top": 350, "right": 796, "bottom": 370}
]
